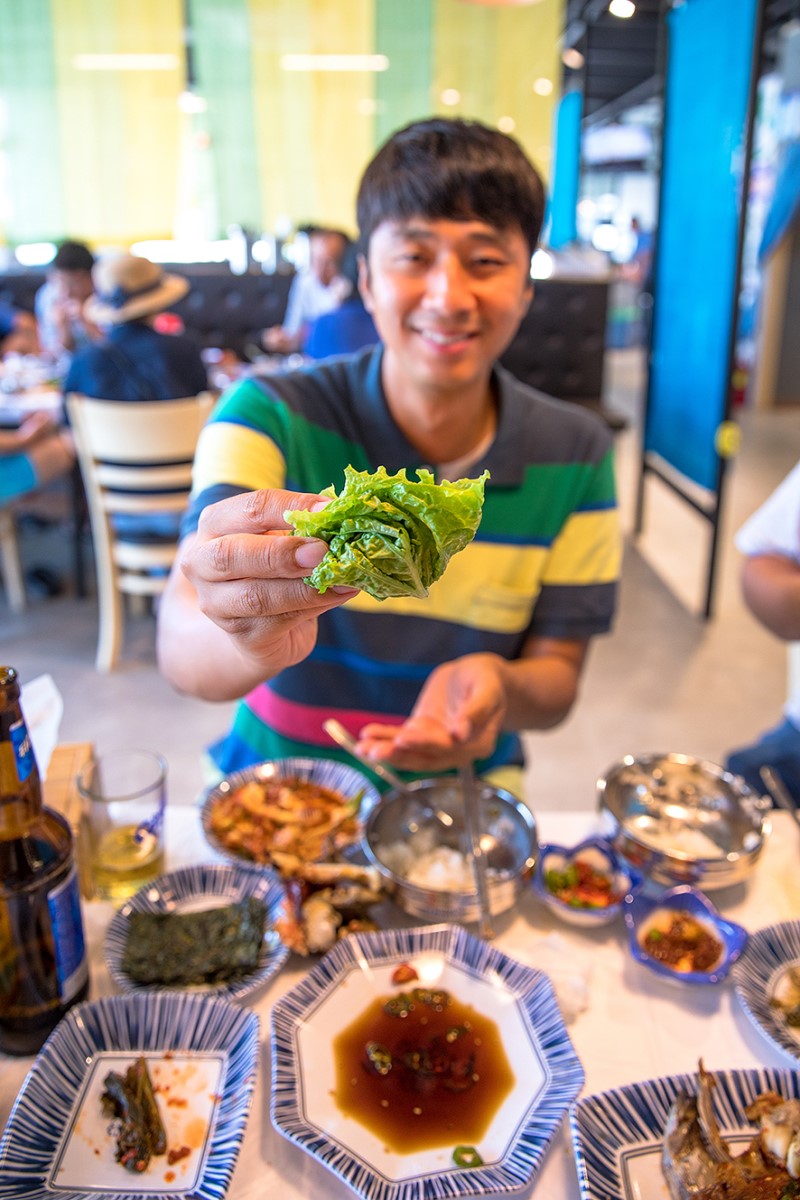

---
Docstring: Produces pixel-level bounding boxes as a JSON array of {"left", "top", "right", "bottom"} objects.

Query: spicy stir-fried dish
[{"left": 208, "top": 775, "right": 363, "bottom": 865}]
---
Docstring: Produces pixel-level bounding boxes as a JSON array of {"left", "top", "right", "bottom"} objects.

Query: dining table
[{"left": 1, "top": 800, "right": 798, "bottom": 1200}]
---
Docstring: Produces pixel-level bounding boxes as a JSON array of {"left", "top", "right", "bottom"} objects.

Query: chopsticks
[{"left": 458, "top": 763, "right": 495, "bottom": 941}]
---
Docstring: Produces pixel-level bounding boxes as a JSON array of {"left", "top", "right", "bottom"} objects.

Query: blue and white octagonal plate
[
  {"left": 570, "top": 1066, "right": 800, "bottom": 1200},
  {"left": 104, "top": 862, "right": 289, "bottom": 1002},
  {"left": 0, "top": 992, "right": 259, "bottom": 1200},
  {"left": 270, "top": 923, "right": 584, "bottom": 1200},
  {"left": 731, "top": 918, "right": 800, "bottom": 1065}
]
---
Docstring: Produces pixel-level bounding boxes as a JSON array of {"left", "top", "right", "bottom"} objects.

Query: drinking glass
[{"left": 77, "top": 749, "right": 167, "bottom": 903}]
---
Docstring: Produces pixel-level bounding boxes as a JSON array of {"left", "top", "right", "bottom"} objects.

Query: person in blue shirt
[
  {"left": 63, "top": 253, "right": 208, "bottom": 402},
  {"left": 0, "top": 412, "right": 74, "bottom": 504},
  {"left": 302, "top": 243, "right": 379, "bottom": 361}
]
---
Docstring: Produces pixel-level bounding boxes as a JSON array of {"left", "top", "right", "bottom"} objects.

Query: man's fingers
[
  {"left": 197, "top": 488, "right": 328, "bottom": 539},
  {"left": 188, "top": 571, "right": 355, "bottom": 626},
  {"left": 190, "top": 529, "right": 327, "bottom": 582}
]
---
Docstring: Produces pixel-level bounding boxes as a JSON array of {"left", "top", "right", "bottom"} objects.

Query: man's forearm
[
  {"left": 156, "top": 569, "right": 269, "bottom": 701},
  {"left": 496, "top": 640, "right": 588, "bottom": 731},
  {"left": 742, "top": 554, "right": 800, "bottom": 641}
]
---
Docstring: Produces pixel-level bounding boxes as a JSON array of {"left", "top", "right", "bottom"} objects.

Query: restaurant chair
[
  {"left": 66, "top": 392, "right": 214, "bottom": 672},
  {"left": 0, "top": 502, "right": 26, "bottom": 613}
]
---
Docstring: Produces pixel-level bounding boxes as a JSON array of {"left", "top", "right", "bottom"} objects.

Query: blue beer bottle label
[
  {"left": 9, "top": 718, "right": 35, "bottom": 783},
  {"left": 48, "top": 867, "right": 88, "bottom": 1002}
]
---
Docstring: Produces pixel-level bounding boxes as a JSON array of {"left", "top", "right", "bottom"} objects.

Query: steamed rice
[{"left": 377, "top": 828, "right": 481, "bottom": 892}]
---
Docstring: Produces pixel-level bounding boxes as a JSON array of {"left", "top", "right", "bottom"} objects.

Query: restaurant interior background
[{"left": 1, "top": 0, "right": 800, "bottom": 810}]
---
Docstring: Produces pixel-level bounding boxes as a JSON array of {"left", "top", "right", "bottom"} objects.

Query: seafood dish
[
  {"left": 571, "top": 1065, "right": 800, "bottom": 1200},
  {"left": 271, "top": 855, "right": 386, "bottom": 955},
  {"left": 662, "top": 1061, "right": 800, "bottom": 1199}
]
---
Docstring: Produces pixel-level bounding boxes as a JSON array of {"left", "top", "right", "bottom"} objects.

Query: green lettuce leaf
[{"left": 284, "top": 465, "right": 489, "bottom": 600}]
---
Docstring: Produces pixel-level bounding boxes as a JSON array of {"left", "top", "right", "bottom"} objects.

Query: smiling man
[{"left": 157, "top": 118, "right": 621, "bottom": 785}]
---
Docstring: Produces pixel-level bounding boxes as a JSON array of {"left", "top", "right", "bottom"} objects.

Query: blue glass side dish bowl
[
  {"left": 533, "top": 836, "right": 642, "bottom": 928},
  {"left": 623, "top": 883, "right": 748, "bottom": 986}
]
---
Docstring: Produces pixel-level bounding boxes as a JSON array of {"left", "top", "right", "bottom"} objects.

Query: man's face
[
  {"left": 360, "top": 217, "right": 532, "bottom": 400},
  {"left": 309, "top": 233, "right": 346, "bottom": 287},
  {"left": 55, "top": 269, "right": 93, "bottom": 303}
]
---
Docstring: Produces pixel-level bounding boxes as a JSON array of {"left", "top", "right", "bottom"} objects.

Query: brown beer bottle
[{"left": 0, "top": 666, "right": 89, "bottom": 1055}]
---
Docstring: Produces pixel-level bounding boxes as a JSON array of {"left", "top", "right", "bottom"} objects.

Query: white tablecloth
[{"left": 2, "top": 808, "right": 799, "bottom": 1199}]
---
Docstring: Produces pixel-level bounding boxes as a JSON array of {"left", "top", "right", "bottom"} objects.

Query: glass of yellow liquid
[{"left": 76, "top": 749, "right": 167, "bottom": 903}]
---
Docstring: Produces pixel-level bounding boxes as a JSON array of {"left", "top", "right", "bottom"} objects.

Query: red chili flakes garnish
[
  {"left": 167, "top": 1097, "right": 188, "bottom": 1107},
  {"left": 391, "top": 963, "right": 419, "bottom": 985},
  {"left": 167, "top": 1146, "right": 192, "bottom": 1166},
  {"left": 165, "top": 1172, "right": 175, "bottom": 1183}
]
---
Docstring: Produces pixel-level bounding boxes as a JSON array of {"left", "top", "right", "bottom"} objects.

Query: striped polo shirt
[{"left": 183, "top": 345, "right": 620, "bottom": 776}]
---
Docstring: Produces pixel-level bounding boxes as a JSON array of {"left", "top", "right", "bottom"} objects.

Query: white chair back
[{"left": 66, "top": 392, "right": 214, "bottom": 671}]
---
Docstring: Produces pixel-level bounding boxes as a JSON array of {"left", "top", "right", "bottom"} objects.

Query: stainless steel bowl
[
  {"left": 597, "top": 752, "right": 771, "bottom": 890},
  {"left": 362, "top": 777, "right": 538, "bottom": 923}
]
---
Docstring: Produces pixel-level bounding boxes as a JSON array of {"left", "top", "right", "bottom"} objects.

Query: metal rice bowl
[
  {"left": 597, "top": 752, "right": 771, "bottom": 890},
  {"left": 361, "top": 777, "right": 538, "bottom": 924}
]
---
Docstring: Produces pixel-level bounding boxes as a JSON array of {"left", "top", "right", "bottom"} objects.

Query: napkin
[
  {"left": 20, "top": 674, "right": 63, "bottom": 781},
  {"left": 515, "top": 931, "right": 592, "bottom": 1024}
]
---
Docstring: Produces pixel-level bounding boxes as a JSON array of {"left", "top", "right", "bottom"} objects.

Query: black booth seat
[{"left": 0, "top": 267, "right": 621, "bottom": 425}]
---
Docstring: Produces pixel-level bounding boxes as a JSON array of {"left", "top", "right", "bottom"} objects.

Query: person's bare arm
[
  {"left": 742, "top": 553, "right": 800, "bottom": 642},
  {"left": 355, "top": 636, "right": 588, "bottom": 773},
  {"left": 156, "top": 488, "right": 357, "bottom": 702}
]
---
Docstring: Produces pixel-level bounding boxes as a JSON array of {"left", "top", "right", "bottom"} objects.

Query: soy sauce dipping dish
[
  {"left": 533, "top": 836, "right": 643, "bottom": 929},
  {"left": 623, "top": 883, "right": 748, "bottom": 986}
]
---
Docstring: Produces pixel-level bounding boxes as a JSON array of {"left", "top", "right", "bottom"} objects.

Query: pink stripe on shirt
[{"left": 246, "top": 685, "right": 404, "bottom": 746}]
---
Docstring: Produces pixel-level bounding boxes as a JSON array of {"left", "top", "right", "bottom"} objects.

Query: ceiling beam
[{"left": 582, "top": 73, "right": 662, "bottom": 125}]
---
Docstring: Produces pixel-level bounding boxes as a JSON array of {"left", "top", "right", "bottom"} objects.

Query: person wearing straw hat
[{"left": 62, "top": 253, "right": 208, "bottom": 403}]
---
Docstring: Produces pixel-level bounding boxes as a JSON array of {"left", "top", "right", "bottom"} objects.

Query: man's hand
[
  {"left": 262, "top": 326, "right": 299, "bottom": 355},
  {"left": 158, "top": 488, "right": 358, "bottom": 699},
  {"left": 355, "top": 654, "right": 508, "bottom": 773},
  {"left": 353, "top": 638, "right": 588, "bottom": 775}
]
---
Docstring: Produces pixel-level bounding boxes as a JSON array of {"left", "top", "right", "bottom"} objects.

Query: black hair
[
  {"left": 52, "top": 240, "right": 95, "bottom": 272},
  {"left": 356, "top": 118, "right": 546, "bottom": 258}
]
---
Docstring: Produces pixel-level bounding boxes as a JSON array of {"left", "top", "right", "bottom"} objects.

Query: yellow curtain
[
  {"left": 249, "top": 0, "right": 375, "bottom": 236},
  {"left": 434, "top": 0, "right": 562, "bottom": 184},
  {"left": 1, "top": 0, "right": 564, "bottom": 246},
  {"left": 49, "top": 0, "right": 184, "bottom": 245}
]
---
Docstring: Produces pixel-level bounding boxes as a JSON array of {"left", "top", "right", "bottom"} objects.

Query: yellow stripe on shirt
[
  {"left": 193, "top": 422, "right": 286, "bottom": 495},
  {"left": 342, "top": 539, "right": 550, "bottom": 634},
  {"left": 541, "top": 509, "right": 622, "bottom": 585}
]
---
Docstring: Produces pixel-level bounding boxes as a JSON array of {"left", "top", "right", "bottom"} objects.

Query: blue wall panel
[
  {"left": 548, "top": 90, "right": 582, "bottom": 249},
  {"left": 645, "top": 0, "right": 759, "bottom": 491}
]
